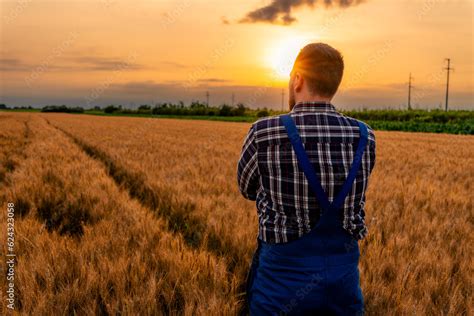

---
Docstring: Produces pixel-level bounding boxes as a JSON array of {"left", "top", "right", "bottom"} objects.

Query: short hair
[{"left": 292, "top": 43, "right": 344, "bottom": 97}]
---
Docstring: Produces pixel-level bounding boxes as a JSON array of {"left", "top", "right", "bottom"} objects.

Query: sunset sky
[{"left": 1, "top": 0, "right": 472, "bottom": 110}]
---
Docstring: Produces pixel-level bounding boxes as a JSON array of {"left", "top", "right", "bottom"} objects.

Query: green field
[{"left": 1, "top": 107, "right": 473, "bottom": 134}]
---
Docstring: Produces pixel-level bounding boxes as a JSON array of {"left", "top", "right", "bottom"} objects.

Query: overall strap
[
  {"left": 280, "top": 114, "right": 368, "bottom": 227},
  {"left": 280, "top": 115, "right": 331, "bottom": 212},
  {"left": 331, "top": 120, "right": 368, "bottom": 211}
]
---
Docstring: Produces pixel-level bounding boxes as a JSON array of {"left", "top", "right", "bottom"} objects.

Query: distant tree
[
  {"left": 231, "top": 103, "right": 246, "bottom": 116},
  {"left": 0, "top": 104, "right": 8, "bottom": 109},
  {"left": 104, "top": 105, "right": 120, "bottom": 113},
  {"left": 41, "top": 105, "right": 84, "bottom": 113},
  {"left": 138, "top": 104, "right": 151, "bottom": 111},
  {"left": 190, "top": 101, "right": 207, "bottom": 108},
  {"left": 257, "top": 108, "right": 269, "bottom": 118},
  {"left": 71, "top": 107, "right": 84, "bottom": 113},
  {"left": 219, "top": 104, "right": 232, "bottom": 116}
]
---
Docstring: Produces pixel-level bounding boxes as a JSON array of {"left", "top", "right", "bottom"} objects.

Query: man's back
[{"left": 238, "top": 101, "right": 376, "bottom": 244}]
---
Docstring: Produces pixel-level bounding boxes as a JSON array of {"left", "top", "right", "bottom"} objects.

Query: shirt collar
[{"left": 290, "top": 101, "right": 338, "bottom": 114}]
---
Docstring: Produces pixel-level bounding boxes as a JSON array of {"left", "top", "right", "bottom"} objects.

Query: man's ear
[{"left": 293, "top": 72, "right": 304, "bottom": 92}]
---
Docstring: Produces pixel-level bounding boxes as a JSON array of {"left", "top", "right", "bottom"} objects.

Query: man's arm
[
  {"left": 368, "top": 127, "right": 376, "bottom": 173},
  {"left": 237, "top": 124, "right": 259, "bottom": 201}
]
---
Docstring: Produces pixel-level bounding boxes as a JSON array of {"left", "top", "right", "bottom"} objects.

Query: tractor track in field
[{"left": 44, "top": 118, "right": 247, "bottom": 278}]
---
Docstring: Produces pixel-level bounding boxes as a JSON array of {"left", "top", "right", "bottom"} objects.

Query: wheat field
[{"left": 0, "top": 112, "right": 472, "bottom": 315}]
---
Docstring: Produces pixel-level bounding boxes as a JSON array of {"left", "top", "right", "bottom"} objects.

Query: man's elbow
[
  {"left": 239, "top": 189, "right": 255, "bottom": 201},
  {"left": 245, "top": 193, "right": 257, "bottom": 201},
  {"left": 238, "top": 185, "right": 257, "bottom": 201}
]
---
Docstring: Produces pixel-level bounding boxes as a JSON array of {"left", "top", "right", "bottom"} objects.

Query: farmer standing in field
[{"left": 237, "top": 43, "right": 376, "bottom": 315}]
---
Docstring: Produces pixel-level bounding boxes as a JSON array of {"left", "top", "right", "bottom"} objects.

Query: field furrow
[
  {"left": 48, "top": 120, "right": 247, "bottom": 277},
  {"left": 47, "top": 115, "right": 257, "bottom": 278}
]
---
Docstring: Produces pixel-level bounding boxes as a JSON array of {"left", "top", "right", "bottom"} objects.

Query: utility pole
[
  {"left": 444, "top": 58, "right": 452, "bottom": 112},
  {"left": 407, "top": 73, "right": 413, "bottom": 110},
  {"left": 231, "top": 93, "right": 235, "bottom": 107},
  {"left": 281, "top": 88, "right": 285, "bottom": 111},
  {"left": 206, "top": 91, "right": 210, "bottom": 107}
]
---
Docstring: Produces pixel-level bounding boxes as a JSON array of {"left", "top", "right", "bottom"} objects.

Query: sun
[{"left": 267, "top": 36, "right": 311, "bottom": 79}]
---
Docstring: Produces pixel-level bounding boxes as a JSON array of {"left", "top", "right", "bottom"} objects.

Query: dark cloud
[{"left": 240, "top": 0, "right": 365, "bottom": 25}]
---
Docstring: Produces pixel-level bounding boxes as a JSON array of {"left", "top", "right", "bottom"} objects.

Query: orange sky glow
[{"left": 0, "top": 0, "right": 472, "bottom": 109}]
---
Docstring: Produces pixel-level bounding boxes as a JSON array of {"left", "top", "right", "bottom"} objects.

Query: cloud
[
  {"left": 196, "top": 78, "right": 231, "bottom": 84},
  {"left": 72, "top": 56, "right": 144, "bottom": 71},
  {"left": 240, "top": 0, "right": 365, "bottom": 25},
  {"left": 221, "top": 16, "right": 230, "bottom": 25},
  {"left": 159, "top": 61, "right": 190, "bottom": 69},
  {"left": 0, "top": 57, "right": 74, "bottom": 72},
  {"left": 0, "top": 58, "right": 29, "bottom": 71},
  {"left": 0, "top": 55, "right": 143, "bottom": 72},
  {"left": 92, "top": 80, "right": 285, "bottom": 106},
  {"left": 107, "top": 79, "right": 231, "bottom": 97},
  {"left": 108, "top": 81, "right": 174, "bottom": 95}
]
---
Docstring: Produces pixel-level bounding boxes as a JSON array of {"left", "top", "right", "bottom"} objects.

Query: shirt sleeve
[
  {"left": 368, "top": 127, "right": 376, "bottom": 173},
  {"left": 237, "top": 123, "right": 259, "bottom": 201}
]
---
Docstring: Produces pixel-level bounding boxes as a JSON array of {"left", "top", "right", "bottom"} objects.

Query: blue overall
[{"left": 246, "top": 114, "right": 368, "bottom": 316}]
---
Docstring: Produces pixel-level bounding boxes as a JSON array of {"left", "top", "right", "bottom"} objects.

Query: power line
[
  {"left": 408, "top": 73, "right": 413, "bottom": 110},
  {"left": 444, "top": 58, "right": 453, "bottom": 112}
]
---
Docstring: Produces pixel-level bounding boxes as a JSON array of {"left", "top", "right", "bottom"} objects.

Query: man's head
[{"left": 288, "top": 43, "right": 344, "bottom": 110}]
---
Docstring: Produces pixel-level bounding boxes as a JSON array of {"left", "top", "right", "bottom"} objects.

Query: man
[{"left": 237, "top": 43, "right": 376, "bottom": 315}]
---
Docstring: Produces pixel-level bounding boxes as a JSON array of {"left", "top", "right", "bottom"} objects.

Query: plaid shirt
[{"left": 237, "top": 101, "right": 376, "bottom": 244}]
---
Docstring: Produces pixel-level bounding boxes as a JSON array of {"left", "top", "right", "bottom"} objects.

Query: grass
[
  {"left": 2, "top": 108, "right": 473, "bottom": 133},
  {"left": 83, "top": 110, "right": 256, "bottom": 122},
  {"left": 79, "top": 108, "right": 474, "bottom": 134},
  {"left": 0, "top": 108, "right": 41, "bottom": 113},
  {"left": 345, "top": 109, "right": 474, "bottom": 134},
  {"left": 363, "top": 120, "right": 473, "bottom": 134}
]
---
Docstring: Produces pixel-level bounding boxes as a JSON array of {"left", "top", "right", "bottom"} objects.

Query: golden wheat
[
  {"left": 0, "top": 112, "right": 472, "bottom": 315},
  {"left": 0, "top": 113, "right": 234, "bottom": 315}
]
